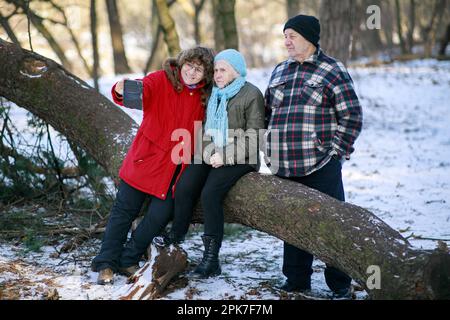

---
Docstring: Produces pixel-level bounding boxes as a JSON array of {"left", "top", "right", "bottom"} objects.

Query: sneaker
[
  {"left": 97, "top": 268, "right": 114, "bottom": 285},
  {"left": 118, "top": 265, "right": 139, "bottom": 277}
]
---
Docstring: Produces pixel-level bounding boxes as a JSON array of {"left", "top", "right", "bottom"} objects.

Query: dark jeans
[
  {"left": 172, "top": 162, "right": 253, "bottom": 244},
  {"left": 91, "top": 166, "right": 181, "bottom": 272},
  {"left": 280, "top": 158, "right": 352, "bottom": 292}
]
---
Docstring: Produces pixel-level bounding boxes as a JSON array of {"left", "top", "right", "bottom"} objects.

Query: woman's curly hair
[{"left": 163, "top": 46, "right": 215, "bottom": 107}]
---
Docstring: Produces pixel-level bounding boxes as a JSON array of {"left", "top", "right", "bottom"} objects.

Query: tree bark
[
  {"left": 406, "top": 0, "right": 416, "bottom": 53},
  {"left": 395, "top": 0, "right": 407, "bottom": 55},
  {"left": 143, "top": 0, "right": 177, "bottom": 74},
  {"left": 105, "top": 0, "right": 131, "bottom": 75},
  {"left": 215, "top": 0, "right": 239, "bottom": 50},
  {"left": 423, "top": 0, "right": 447, "bottom": 57},
  {"left": 439, "top": 23, "right": 450, "bottom": 56},
  {"left": 155, "top": 0, "right": 181, "bottom": 57},
  {"left": 192, "top": 0, "right": 206, "bottom": 45},
  {"left": 286, "top": 0, "right": 301, "bottom": 19},
  {"left": 90, "top": 0, "right": 100, "bottom": 91},
  {"left": 1, "top": 39, "right": 449, "bottom": 300},
  {"left": 211, "top": 0, "right": 225, "bottom": 52},
  {"left": 381, "top": 0, "right": 395, "bottom": 52},
  {"left": 319, "top": 0, "right": 354, "bottom": 65}
]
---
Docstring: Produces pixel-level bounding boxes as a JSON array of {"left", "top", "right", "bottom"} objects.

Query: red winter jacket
[{"left": 111, "top": 70, "right": 205, "bottom": 200}]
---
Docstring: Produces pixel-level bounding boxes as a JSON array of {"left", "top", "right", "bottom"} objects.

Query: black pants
[
  {"left": 91, "top": 166, "right": 180, "bottom": 272},
  {"left": 172, "top": 163, "right": 253, "bottom": 244},
  {"left": 281, "top": 158, "right": 352, "bottom": 292}
]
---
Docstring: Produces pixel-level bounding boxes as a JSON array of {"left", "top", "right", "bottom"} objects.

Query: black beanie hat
[{"left": 284, "top": 14, "right": 321, "bottom": 48}]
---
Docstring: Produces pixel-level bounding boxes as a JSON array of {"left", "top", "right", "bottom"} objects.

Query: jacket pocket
[
  {"left": 132, "top": 133, "right": 158, "bottom": 164},
  {"left": 302, "top": 80, "right": 324, "bottom": 106},
  {"left": 268, "top": 81, "right": 286, "bottom": 109},
  {"left": 311, "top": 132, "right": 329, "bottom": 154}
]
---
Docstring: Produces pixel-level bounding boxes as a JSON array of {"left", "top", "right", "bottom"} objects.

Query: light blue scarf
[{"left": 204, "top": 77, "right": 246, "bottom": 147}]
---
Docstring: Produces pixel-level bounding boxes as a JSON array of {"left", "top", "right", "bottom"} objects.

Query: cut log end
[{"left": 118, "top": 242, "right": 188, "bottom": 300}]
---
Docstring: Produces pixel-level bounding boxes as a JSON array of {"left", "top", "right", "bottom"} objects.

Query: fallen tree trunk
[{"left": 1, "top": 39, "right": 449, "bottom": 299}]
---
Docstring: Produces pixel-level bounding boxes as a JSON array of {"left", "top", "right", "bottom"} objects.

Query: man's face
[
  {"left": 284, "top": 28, "right": 314, "bottom": 60},
  {"left": 181, "top": 61, "right": 205, "bottom": 86}
]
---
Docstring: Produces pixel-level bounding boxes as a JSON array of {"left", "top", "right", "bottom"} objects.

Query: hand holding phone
[{"left": 115, "top": 79, "right": 126, "bottom": 95}]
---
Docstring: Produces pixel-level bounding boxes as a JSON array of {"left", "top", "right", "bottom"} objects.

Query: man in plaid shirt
[{"left": 265, "top": 15, "right": 363, "bottom": 298}]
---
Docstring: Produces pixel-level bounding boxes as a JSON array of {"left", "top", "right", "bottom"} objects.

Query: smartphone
[{"left": 123, "top": 79, "right": 143, "bottom": 110}]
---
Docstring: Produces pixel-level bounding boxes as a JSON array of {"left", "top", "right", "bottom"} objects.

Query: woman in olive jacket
[{"left": 165, "top": 49, "right": 265, "bottom": 278}]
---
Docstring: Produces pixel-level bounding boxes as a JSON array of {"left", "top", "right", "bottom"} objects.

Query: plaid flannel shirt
[{"left": 264, "top": 48, "right": 363, "bottom": 177}]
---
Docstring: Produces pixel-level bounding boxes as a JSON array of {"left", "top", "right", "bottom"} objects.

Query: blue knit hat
[{"left": 214, "top": 49, "right": 247, "bottom": 77}]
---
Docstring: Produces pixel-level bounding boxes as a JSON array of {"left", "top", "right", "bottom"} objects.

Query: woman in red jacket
[{"left": 91, "top": 46, "right": 214, "bottom": 285}]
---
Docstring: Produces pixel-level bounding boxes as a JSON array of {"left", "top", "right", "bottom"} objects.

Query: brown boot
[{"left": 97, "top": 268, "right": 114, "bottom": 285}]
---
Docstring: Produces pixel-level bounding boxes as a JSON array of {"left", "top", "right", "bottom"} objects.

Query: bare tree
[
  {"left": 395, "top": 0, "right": 407, "bottom": 54},
  {"left": 105, "top": 0, "right": 131, "bottom": 75},
  {"left": 175, "top": 0, "right": 207, "bottom": 45},
  {"left": 423, "top": 0, "right": 447, "bottom": 57},
  {"left": 90, "top": 0, "right": 100, "bottom": 91},
  {"left": 155, "top": 0, "right": 181, "bottom": 57},
  {"left": 44, "top": 1, "right": 93, "bottom": 77},
  {"left": 5, "top": 0, "right": 72, "bottom": 71},
  {"left": 286, "top": 0, "right": 301, "bottom": 19},
  {"left": 381, "top": 0, "right": 395, "bottom": 52},
  {"left": 406, "top": 0, "right": 416, "bottom": 53},
  {"left": 213, "top": 0, "right": 239, "bottom": 51},
  {"left": 0, "top": 11, "right": 20, "bottom": 45},
  {"left": 192, "top": 0, "right": 207, "bottom": 45},
  {"left": 320, "top": 0, "right": 354, "bottom": 65},
  {"left": 211, "top": 0, "right": 225, "bottom": 51},
  {"left": 439, "top": 23, "right": 450, "bottom": 56}
]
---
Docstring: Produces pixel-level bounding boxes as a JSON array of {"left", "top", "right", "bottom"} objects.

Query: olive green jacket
[{"left": 202, "top": 82, "right": 265, "bottom": 168}]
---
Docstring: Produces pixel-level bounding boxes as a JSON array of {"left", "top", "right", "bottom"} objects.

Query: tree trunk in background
[
  {"left": 439, "top": 23, "right": 450, "bottom": 56},
  {"left": 351, "top": 0, "right": 384, "bottom": 58},
  {"left": 90, "top": 0, "right": 100, "bottom": 91},
  {"left": 319, "top": 0, "right": 354, "bottom": 65},
  {"left": 1, "top": 39, "right": 450, "bottom": 300},
  {"left": 105, "top": 0, "right": 131, "bottom": 75},
  {"left": 143, "top": 0, "right": 171, "bottom": 74},
  {"left": 155, "top": 0, "right": 181, "bottom": 57},
  {"left": 212, "top": 0, "right": 225, "bottom": 51},
  {"left": 286, "top": 0, "right": 301, "bottom": 19},
  {"left": 0, "top": 12, "right": 20, "bottom": 45},
  {"left": 381, "top": 0, "right": 395, "bottom": 53},
  {"left": 395, "top": 0, "right": 407, "bottom": 54},
  {"left": 424, "top": 0, "right": 447, "bottom": 58},
  {"left": 406, "top": 0, "right": 416, "bottom": 53},
  {"left": 214, "top": 0, "right": 239, "bottom": 50},
  {"left": 193, "top": 0, "right": 206, "bottom": 45}
]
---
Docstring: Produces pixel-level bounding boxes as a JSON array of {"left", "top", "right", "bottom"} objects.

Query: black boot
[{"left": 191, "top": 235, "right": 221, "bottom": 278}]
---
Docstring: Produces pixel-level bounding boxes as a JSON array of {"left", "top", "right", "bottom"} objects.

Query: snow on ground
[{"left": 1, "top": 59, "right": 449, "bottom": 300}]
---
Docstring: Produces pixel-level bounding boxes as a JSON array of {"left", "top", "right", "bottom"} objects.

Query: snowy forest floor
[{"left": 1, "top": 59, "right": 449, "bottom": 300}]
